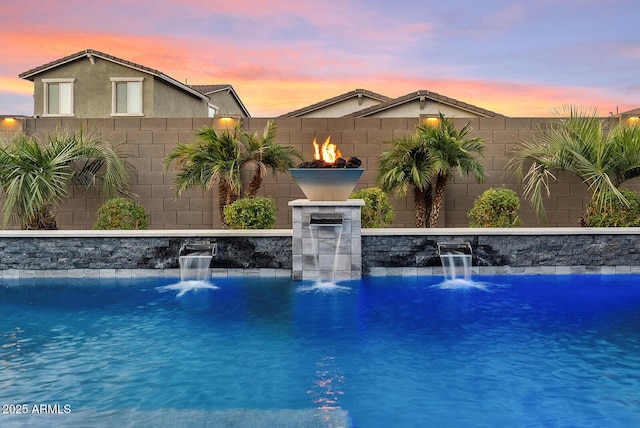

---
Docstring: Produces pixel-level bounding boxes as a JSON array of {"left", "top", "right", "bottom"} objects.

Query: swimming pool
[{"left": 1, "top": 274, "right": 639, "bottom": 427}]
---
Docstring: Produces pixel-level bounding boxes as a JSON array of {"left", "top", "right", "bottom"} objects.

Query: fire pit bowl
[{"left": 289, "top": 168, "right": 365, "bottom": 201}]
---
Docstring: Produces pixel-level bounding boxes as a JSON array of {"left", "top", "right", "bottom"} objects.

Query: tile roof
[
  {"left": 280, "top": 88, "right": 390, "bottom": 117},
  {"left": 190, "top": 84, "right": 233, "bottom": 94},
  {"left": 19, "top": 49, "right": 208, "bottom": 101},
  {"left": 346, "top": 89, "right": 502, "bottom": 118}
]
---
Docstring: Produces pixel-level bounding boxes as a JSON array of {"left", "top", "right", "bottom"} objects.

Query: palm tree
[
  {"left": 508, "top": 105, "right": 640, "bottom": 223},
  {"left": 377, "top": 113, "right": 486, "bottom": 227},
  {"left": 241, "top": 120, "right": 302, "bottom": 198},
  {"left": 417, "top": 113, "right": 486, "bottom": 227},
  {"left": 0, "top": 127, "right": 130, "bottom": 230},
  {"left": 163, "top": 125, "right": 243, "bottom": 226},
  {"left": 377, "top": 134, "right": 433, "bottom": 227}
]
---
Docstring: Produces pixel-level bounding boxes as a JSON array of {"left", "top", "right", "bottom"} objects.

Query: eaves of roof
[
  {"left": 19, "top": 49, "right": 209, "bottom": 102},
  {"left": 621, "top": 107, "right": 640, "bottom": 116},
  {"left": 346, "top": 90, "right": 502, "bottom": 118},
  {"left": 280, "top": 88, "right": 390, "bottom": 117},
  {"left": 191, "top": 84, "right": 232, "bottom": 94},
  {"left": 191, "top": 84, "right": 251, "bottom": 117}
]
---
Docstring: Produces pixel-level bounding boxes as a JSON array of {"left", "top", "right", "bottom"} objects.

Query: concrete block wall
[{"left": 18, "top": 116, "right": 636, "bottom": 230}]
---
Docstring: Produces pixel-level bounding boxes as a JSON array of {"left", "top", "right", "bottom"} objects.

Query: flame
[{"left": 312, "top": 136, "right": 342, "bottom": 164}]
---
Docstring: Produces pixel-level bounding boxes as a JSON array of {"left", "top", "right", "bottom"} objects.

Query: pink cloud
[
  {"left": 235, "top": 75, "right": 635, "bottom": 118},
  {"left": 0, "top": 6, "right": 635, "bottom": 119}
]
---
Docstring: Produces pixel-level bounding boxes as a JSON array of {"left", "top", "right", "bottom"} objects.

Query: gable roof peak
[
  {"left": 280, "top": 88, "right": 390, "bottom": 117},
  {"left": 346, "top": 89, "right": 503, "bottom": 118},
  {"left": 190, "top": 84, "right": 251, "bottom": 117},
  {"left": 621, "top": 107, "right": 640, "bottom": 116},
  {"left": 19, "top": 48, "right": 208, "bottom": 101}
]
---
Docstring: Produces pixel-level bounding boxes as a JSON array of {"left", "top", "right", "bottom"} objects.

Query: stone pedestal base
[{"left": 289, "top": 199, "right": 364, "bottom": 281}]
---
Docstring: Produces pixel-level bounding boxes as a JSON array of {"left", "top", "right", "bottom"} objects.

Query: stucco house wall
[
  {"left": 15, "top": 115, "right": 636, "bottom": 231},
  {"left": 152, "top": 78, "right": 208, "bottom": 117},
  {"left": 299, "top": 98, "right": 385, "bottom": 118},
  {"left": 359, "top": 99, "right": 482, "bottom": 118},
  {"left": 207, "top": 91, "right": 249, "bottom": 117},
  {"left": 24, "top": 53, "right": 209, "bottom": 119}
]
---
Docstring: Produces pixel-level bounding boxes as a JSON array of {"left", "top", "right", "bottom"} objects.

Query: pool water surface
[{"left": 1, "top": 274, "right": 639, "bottom": 427}]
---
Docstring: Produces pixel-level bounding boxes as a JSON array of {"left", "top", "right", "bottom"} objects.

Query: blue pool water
[{"left": 1, "top": 274, "right": 639, "bottom": 427}]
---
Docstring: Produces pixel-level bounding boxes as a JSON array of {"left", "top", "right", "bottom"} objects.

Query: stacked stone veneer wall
[
  {"left": 290, "top": 200, "right": 364, "bottom": 281},
  {"left": 361, "top": 230, "right": 640, "bottom": 275},
  {"left": 19, "top": 116, "right": 638, "bottom": 230},
  {"left": 0, "top": 230, "right": 638, "bottom": 277},
  {"left": 0, "top": 233, "right": 290, "bottom": 276}
]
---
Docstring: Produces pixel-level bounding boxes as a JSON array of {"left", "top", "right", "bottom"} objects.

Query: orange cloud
[
  {"left": 0, "top": 77, "right": 32, "bottom": 96},
  {"left": 1, "top": 26, "right": 635, "bottom": 118},
  {"left": 231, "top": 75, "right": 634, "bottom": 118}
]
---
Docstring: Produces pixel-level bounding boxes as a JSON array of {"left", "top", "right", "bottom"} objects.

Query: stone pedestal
[{"left": 289, "top": 199, "right": 364, "bottom": 281}]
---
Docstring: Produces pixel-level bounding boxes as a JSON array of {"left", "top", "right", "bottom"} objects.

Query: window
[
  {"left": 111, "top": 77, "right": 143, "bottom": 116},
  {"left": 208, "top": 103, "right": 218, "bottom": 118},
  {"left": 43, "top": 79, "right": 74, "bottom": 116}
]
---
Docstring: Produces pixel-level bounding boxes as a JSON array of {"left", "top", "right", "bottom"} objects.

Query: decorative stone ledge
[{"left": 0, "top": 228, "right": 639, "bottom": 278}]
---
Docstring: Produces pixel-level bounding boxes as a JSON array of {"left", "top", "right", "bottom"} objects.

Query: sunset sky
[{"left": 1, "top": 0, "right": 638, "bottom": 117}]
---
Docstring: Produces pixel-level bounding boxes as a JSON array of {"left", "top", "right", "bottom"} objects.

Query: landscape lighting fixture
[
  {"left": 424, "top": 116, "right": 441, "bottom": 127},
  {"left": 213, "top": 114, "right": 240, "bottom": 128}
]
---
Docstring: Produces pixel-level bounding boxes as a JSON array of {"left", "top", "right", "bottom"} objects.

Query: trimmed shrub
[
  {"left": 350, "top": 187, "right": 394, "bottom": 228},
  {"left": 580, "top": 189, "right": 640, "bottom": 227},
  {"left": 223, "top": 196, "right": 276, "bottom": 229},
  {"left": 468, "top": 187, "right": 521, "bottom": 227},
  {"left": 94, "top": 198, "right": 149, "bottom": 230}
]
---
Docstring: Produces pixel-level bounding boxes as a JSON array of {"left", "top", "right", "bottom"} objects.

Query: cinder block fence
[{"left": 18, "top": 115, "right": 631, "bottom": 230}]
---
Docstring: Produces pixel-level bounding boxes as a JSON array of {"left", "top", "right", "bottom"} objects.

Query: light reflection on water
[{"left": 308, "top": 355, "right": 345, "bottom": 411}]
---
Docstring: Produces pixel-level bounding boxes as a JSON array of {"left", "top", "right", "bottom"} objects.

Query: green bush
[
  {"left": 468, "top": 187, "right": 521, "bottom": 227},
  {"left": 93, "top": 198, "right": 149, "bottom": 230},
  {"left": 580, "top": 189, "right": 640, "bottom": 227},
  {"left": 349, "top": 187, "right": 394, "bottom": 228},
  {"left": 223, "top": 196, "right": 276, "bottom": 229}
]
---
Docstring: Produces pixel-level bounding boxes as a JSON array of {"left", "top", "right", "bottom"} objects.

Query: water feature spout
[
  {"left": 437, "top": 242, "right": 473, "bottom": 281},
  {"left": 310, "top": 213, "right": 343, "bottom": 225},
  {"left": 178, "top": 241, "right": 217, "bottom": 282},
  {"left": 309, "top": 213, "right": 344, "bottom": 283},
  {"left": 179, "top": 242, "right": 217, "bottom": 257}
]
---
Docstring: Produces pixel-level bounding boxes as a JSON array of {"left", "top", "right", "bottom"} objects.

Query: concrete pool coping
[
  {"left": 1, "top": 227, "right": 639, "bottom": 278},
  {"left": 2, "top": 226, "right": 640, "bottom": 238}
]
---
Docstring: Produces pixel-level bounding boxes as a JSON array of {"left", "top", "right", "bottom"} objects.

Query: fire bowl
[{"left": 289, "top": 168, "right": 365, "bottom": 201}]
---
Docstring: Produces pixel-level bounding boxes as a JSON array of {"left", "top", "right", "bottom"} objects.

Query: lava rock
[
  {"left": 346, "top": 156, "right": 362, "bottom": 168},
  {"left": 296, "top": 156, "right": 362, "bottom": 168}
]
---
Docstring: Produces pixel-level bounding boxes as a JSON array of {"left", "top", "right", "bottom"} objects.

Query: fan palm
[
  {"left": 0, "top": 127, "right": 130, "bottom": 229},
  {"left": 416, "top": 113, "right": 486, "bottom": 227},
  {"left": 377, "top": 134, "right": 434, "bottom": 227},
  {"left": 508, "top": 105, "right": 640, "bottom": 222},
  {"left": 377, "top": 113, "right": 486, "bottom": 227},
  {"left": 163, "top": 125, "right": 242, "bottom": 226},
  {"left": 241, "top": 120, "right": 302, "bottom": 198}
]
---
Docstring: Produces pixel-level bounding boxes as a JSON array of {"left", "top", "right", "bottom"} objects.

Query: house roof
[
  {"left": 191, "top": 84, "right": 251, "bottom": 117},
  {"left": 621, "top": 107, "right": 640, "bottom": 116},
  {"left": 280, "top": 88, "right": 391, "bottom": 117},
  {"left": 191, "top": 84, "right": 232, "bottom": 94},
  {"left": 346, "top": 89, "right": 502, "bottom": 118},
  {"left": 19, "top": 49, "right": 209, "bottom": 101}
]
